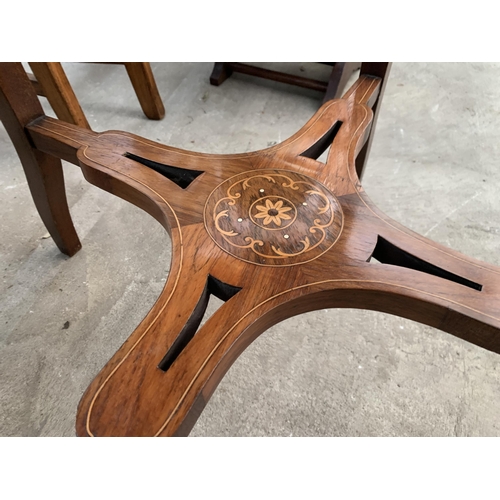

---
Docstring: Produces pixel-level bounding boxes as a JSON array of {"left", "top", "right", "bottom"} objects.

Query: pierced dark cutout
[
  {"left": 158, "top": 275, "right": 241, "bottom": 372},
  {"left": 369, "top": 236, "right": 482, "bottom": 291},
  {"left": 299, "top": 121, "right": 342, "bottom": 161},
  {"left": 124, "top": 152, "right": 203, "bottom": 189}
]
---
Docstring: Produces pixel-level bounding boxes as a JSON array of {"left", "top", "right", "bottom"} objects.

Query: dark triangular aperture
[
  {"left": 157, "top": 275, "right": 242, "bottom": 372},
  {"left": 369, "top": 236, "right": 482, "bottom": 292},
  {"left": 124, "top": 152, "right": 203, "bottom": 189}
]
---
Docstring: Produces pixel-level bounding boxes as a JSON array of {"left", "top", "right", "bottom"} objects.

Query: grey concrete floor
[{"left": 0, "top": 63, "right": 499, "bottom": 436}]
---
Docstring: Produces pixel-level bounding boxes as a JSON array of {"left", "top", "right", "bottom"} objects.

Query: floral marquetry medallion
[{"left": 204, "top": 170, "right": 344, "bottom": 266}]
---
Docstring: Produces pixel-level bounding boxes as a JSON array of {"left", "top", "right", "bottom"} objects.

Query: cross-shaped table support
[{"left": 1, "top": 63, "right": 499, "bottom": 436}]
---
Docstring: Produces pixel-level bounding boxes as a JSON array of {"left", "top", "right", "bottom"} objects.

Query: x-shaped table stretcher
[{"left": 2, "top": 64, "right": 500, "bottom": 436}]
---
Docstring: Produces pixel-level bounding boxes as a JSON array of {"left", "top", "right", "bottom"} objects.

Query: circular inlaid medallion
[{"left": 204, "top": 169, "right": 343, "bottom": 266}]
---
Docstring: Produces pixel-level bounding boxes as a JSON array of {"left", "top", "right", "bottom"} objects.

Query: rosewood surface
[{"left": 1, "top": 62, "right": 498, "bottom": 436}]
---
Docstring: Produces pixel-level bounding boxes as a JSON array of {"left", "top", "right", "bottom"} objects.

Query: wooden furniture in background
[
  {"left": 27, "top": 62, "right": 165, "bottom": 129},
  {"left": 210, "top": 62, "right": 361, "bottom": 103},
  {"left": 1, "top": 62, "right": 499, "bottom": 437}
]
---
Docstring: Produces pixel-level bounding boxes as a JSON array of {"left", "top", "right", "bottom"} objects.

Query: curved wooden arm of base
[{"left": 1, "top": 62, "right": 498, "bottom": 436}]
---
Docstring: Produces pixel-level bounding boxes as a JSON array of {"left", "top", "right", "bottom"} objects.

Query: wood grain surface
[{"left": 1, "top": 62, "right": 499, "bottom": 436}]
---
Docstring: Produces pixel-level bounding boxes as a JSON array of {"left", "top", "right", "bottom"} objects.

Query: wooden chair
[
  {"left": 210, "top": 62, "right": 361, "bottom": 103},
  {"left": 1, "top": 62, "right": 499, "bottom": 437},
  {"left": 27, "top": 62, "right": 165, "bottom": 129}
]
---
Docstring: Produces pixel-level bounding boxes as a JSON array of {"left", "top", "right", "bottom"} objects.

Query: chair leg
[
  {"left": 28, "top": 62, "right": 91, "bottom": 129},
  {"left": 355, "top": 63, "right": 392, "bottom": 180},
  {"left": 322, "top": 62, "right": 361, "bottom": 102},
  {"left": 23, "top": 150, "right": 81, "bottom": 256},
  {"left": 209, "top": 62, "right": 233, "bottom": 86},
  {"left": 0, "top": 62, "right": 81, "bottom": 256},
  {"left": 124, "top": 63, "right": 165, "bottom": 120}
]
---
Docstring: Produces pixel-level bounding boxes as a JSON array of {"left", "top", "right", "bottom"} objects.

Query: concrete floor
[{"left": 0, "top": 62, "right": 499, "bottom": 436}]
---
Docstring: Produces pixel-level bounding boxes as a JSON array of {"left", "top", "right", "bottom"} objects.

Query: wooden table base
[{"left": 1, "top": 63, "right": 499, "bottom": 436}]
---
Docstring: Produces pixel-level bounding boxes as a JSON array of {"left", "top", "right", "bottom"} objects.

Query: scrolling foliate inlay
[{"left": 204, "top": 170, "right": 344, "bottom": 266}]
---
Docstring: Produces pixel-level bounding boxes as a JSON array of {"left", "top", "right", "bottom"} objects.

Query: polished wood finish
[
  {"left": 124, "top": 63, "right": 165, "bottom": 120},
  {"left": 0, "top": 63, "right": 81, "bottom": 256},
  {"left": 210, "top": 62, "right": 361, "bottom": 103},
  {"left": 28, "top": 62, "right": 165, "bottom": 127},
  {"left": 27, "top": 71, "right": 45, "bottom": 96},
  {"left": 324, "top": 62, "right": 361, "bottom": 102},
  {"left": 1, "top": 62, "right": 499, "bottom": 437},
  {"left": 209, "top": 62, "right": 390, "bottom": 181},
  {"left": 29, "top": 62, "right": 91, "bottom": 129},
  {"left": 355, "top": 62, "right": 391, "bottom": 180}
]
